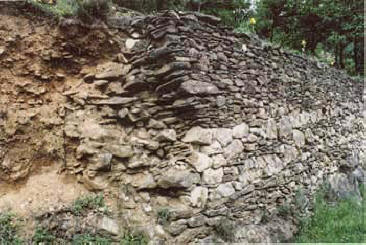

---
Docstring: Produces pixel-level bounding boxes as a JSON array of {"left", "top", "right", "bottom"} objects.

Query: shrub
[{"left": 72, "top": 193, "right": 108, "bottom": 215}]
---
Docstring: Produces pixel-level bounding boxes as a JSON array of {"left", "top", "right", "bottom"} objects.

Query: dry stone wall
[
  {"left": 61, "top": 11, "right": 365, "bottom": 243},
  {"left": 0, "top": 7, "right": 365, "bottom": 243}
]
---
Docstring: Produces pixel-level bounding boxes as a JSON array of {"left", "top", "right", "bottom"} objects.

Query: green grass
[
  {"left": 72, "top": 193, "right": 109, "bottom": 215},
  {"left": 295, "top": 185, "right": 366, "bottom": 242}
]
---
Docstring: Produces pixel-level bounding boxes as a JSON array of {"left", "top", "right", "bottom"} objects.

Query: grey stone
[
  {"left": 202, "top": 168, "right": 223, "bottom": 185},
  {"left": 265, "top": 119, "right": 277, "bottom": 139},
  {"left": 293, "top": 129, "right": 305, "bottom": 147},
  {"left": 180, "top": 80, "right": 220, "bottom": 95},
  {"left": 95, "top": 216, "right": 120, "bottom": 235},
  {"left": 216, "top": 183, "right": 235, "bottom": 197},
  {"left": 106, "top": 144, "right": 134, "bottom": 158},
  {"left": 118, "top": 108, "right": 129, "bottom": 119},
  {"left": 214, "top": 128, "right": 233, "bottom": 147},
  {"left": 191, "top": 186, "right": 208, "bottom": 208},
  {"left": 212, "top": 154, "right": 227, "bottom": 168},
  {"left": 167, "top": 223, "right": 188, "bottom": 236},
  {"left": 263, "top": 154, "right": 284, "bottom": 176},
  {"left": 155, "top": 129, "right": 177, "bottom": 142},
  {"left": 279, "top": 116, "right": 292, "bottom": 138},
  {"left": 182, "top": 126, "right": 213, "bottom": 145},
  {"left": 233, "top": 123, "right": 249, "bottom": 139},
  {"left": 95, "top": 63, "right": 131, "bottom": 80},
  {"left": 216, "top": 96, "right": 226, "bottom": 107},
  {"left": 200, "top": 141, "right": 222, "bottom": 155},
  {"left": 92, "top": 97, "right": 138, "bottom": 105},
  {"left": 189, "top": 151, "right": 212, "bottom": 172},
  {"left": 327, "top": 173, "right": 361, "bottom": 201},
  {"left": 130, "top": 172, "right": 157, "bottom": 189},
  {"left": 224, "top": 140, "right": 244, "bottom": 160},
  {"left": 187, "top": 215, "right": 206, "bottom": 228},
  {"left": 147, "top": 119, "right": 166, "bottom": 129},
  {"left": 157, "top": 170, "right": 200, "bottom": 189}
]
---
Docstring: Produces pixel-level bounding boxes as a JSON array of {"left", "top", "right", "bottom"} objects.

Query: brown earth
[{"left": 0, "top": 4, "right": 119, "bottom": 216}]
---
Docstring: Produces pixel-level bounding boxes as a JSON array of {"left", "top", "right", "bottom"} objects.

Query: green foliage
[
  {"left": 201, "top": 0, "right": 252, "bottom": 27},
  {"left": 113, "top": 0, "right": 185, "bottom": 13},
  {"left": 253, "top": 0, "right": 364, "bottom": 75},
  {"left": 294, "top": 184, "right": 366, "bottom": 242},
  {"left": 72, "top": 233, "right": 112, "bottom": 244},
  {"left": 76, "top": 0, "right": 111, "bottom": 23},
  {"left": 120, "top": 232, "right": 148, "bottom": 245},
  {"left": 72, "top": 193, "right": 108, "bottom": 215},
  {"left": 156, "top": 208, "right": 171, "bottom": 225},
  {"left": 32, "top": 227, "right": 56, "bottom": 244},
  {"left": 277, "top": 203, "right": 292, "bottom": 218},
  {"left": 0, "top": 212, "right": 23, "bottom": 244},
  {"left": 214, "top": 218, "right": 236, "bottom": 242},
  {"left": 26, "top": 0, "right": 111, "bottom": 21},
  {"left": 27, "top": 0, "right": 80, "bottom": 18},
  {"left": 260, "top": 208, "right": 270, "bottom": 224}
]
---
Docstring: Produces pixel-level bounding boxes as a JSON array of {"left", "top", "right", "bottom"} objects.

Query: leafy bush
[
  {"left": 294, "top": 184, "right": 366, "bottom": 242},
  {"left": 0, "top": 212, "right": 23, "bottom": 244},
  {"left": 72, "top": 193, "right": 108, "bottom": 215},
  {"left": 32, "top": 227, "right": 56, "bottom": 243}
]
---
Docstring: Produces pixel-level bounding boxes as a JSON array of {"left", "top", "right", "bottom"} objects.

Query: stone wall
[{"left": 0, "top": 7, "right": 365, "bottom": 243}]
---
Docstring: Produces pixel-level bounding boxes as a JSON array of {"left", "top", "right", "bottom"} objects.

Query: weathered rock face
[{"left": 0, "top": 5, "right": 365, "bottom": 243}]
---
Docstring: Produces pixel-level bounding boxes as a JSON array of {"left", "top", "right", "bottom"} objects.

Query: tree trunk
[
  {"left": 334, "top": 45, "right": 338, "bottom": 67},
  {"left": 339, "top": 42, "right": 345, "bottom": 69},
  {"left": 156, "top": 0, "right": 166, "bottom": 11},
  {"left": 354, "top": 36, "right": 365, "bottom": 75}
]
